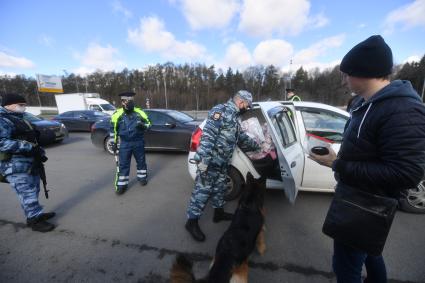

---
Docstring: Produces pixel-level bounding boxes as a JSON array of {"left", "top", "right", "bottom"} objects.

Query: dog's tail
[{"left": 170, "top": 254, "right": 197, "bottom": 283}]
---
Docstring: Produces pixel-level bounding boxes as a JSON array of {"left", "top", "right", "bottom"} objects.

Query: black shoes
[
  {"left": 40, "top": 212, "right": 56, "bottom": 221},
  {"left": 115, "top": 186, "right": 127, "bottom": 195},
  {"left": 213, "top": 208, "right": 233, "bottom": 223},
  {"left": 185, "top": 218, "right": 205, "bottom": 242},
  {"left": 139, "top": 179, "right": 147, "bottom": 186},
  {"left": 27, "top": 214, "right": 55, "bottom": 233}
]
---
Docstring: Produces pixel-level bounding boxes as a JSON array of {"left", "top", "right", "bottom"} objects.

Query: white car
[{"left": 187, "top": 101, "right": 425, "bottom": 214}]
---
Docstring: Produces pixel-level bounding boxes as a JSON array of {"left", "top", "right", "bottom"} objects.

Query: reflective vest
[{"left": 110, "top": 107, "right": 151, "bottom": 143}]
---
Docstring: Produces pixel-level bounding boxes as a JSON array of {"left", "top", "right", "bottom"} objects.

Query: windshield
[
  {"left": 100, "top": 104, "right": 116, "bottom": 111},
  {"left": 166, "top": 111, "right": 194, "bottom": 123},
  {"left": 23, "top": 112, "right": 43, "bottom": 122}
]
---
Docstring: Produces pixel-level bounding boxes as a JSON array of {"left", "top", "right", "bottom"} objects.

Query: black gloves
[
  {"left": 29, "top": 145, "right": 43, "bottom": 157},
  {"left": 26, "top": 145, "right": 48, "bottom": 162},
  {"left": 111, "top": 142, "right": 118, "bottom": 152}
]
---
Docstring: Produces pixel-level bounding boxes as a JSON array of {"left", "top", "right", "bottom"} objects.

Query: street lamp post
[{"left": 163, "top": 69, "right": 168, "bottom": 109}]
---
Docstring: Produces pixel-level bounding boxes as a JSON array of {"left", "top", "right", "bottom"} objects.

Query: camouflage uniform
[
  {"left": 0, "top": 107, "right": 45, "bottom": 219},
  {"left": 186, "top": 98, "right": 260, "bottom": 219}
]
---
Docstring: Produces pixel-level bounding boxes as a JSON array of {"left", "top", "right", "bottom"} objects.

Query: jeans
[{"left": 333, "top": 240, "right": 387, "bottom": 283}]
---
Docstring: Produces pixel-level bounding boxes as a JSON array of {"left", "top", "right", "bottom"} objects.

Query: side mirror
[{"left": 165, "top": 122, "right": 176, "bottom": 129}]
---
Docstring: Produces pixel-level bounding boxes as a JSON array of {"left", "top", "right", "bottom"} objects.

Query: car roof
[{"left": 253, "top": 101, "right": 349, "bottom": 117}]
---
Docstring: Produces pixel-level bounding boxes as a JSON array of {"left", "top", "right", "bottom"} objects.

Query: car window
[
  {"left": 23, "top": 112, "right": 43, "bottom": 122},
  {"left": 270, "top": 109, "right": 297, "bottom": 147},
  {"left": 146, "top": 111, "right": 173, "bottom": 125},
  {"left": 100, "top": 104, "right": 116, "bottom": 111},
  {"left": 299, "top": 108, "right": 347, "bottom": 143},
  {"left": 89, "top": 105, "right": 102, "bottom": 111},
  {"left": 166, "top": 110, "right": 194, "bottom": 123}
]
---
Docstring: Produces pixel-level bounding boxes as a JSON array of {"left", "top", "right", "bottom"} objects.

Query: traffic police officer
[
  {"left": 286, "top": 88, "right": 301, "bottom": 101},
  {"left": 185, "top": 90, "right": 261, "bottom": 242},
  {"left": 0, "top": 93, "right": 55, "bottom": 232},
  {"left": 110, "top": 92, "right": 151, "bottom": 195}
]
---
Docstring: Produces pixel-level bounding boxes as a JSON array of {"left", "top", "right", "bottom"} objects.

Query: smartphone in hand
[{"left": 311, "top": 146, "right": 329, "bottom": 155}]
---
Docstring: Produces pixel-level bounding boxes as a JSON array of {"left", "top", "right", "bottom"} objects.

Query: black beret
[
  {"left": 1, "top": 93, "right": 26, "bottom": 106},
  {"left": 340, "top": 35, "right": 393, "bottom": 78}
]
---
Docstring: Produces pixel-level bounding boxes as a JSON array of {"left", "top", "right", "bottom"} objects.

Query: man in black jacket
[{"left": 310, "top": 35, "right": 425, "bottom": 282}]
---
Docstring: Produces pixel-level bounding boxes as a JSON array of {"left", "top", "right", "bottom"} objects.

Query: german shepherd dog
[{"left": 171, "top": 173, "right": 266, "bottom": 283}]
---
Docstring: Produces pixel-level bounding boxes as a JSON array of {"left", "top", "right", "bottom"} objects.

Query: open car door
[{"left": 261, "top": 102, "right": 304, "bottom": 203}]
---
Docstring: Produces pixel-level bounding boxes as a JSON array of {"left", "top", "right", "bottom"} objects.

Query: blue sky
[{"left": 1, "top": 0, "right": 424, "bottom": 78}]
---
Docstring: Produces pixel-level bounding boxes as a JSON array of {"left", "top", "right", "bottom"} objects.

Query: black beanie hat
[
  {"left": 1, "top": 93, "right": 26, "bottom": 107},
  {"left": 340, "top": 35, "right": 393, "bottom": 78}
]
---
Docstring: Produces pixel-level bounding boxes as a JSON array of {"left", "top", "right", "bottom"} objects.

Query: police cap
[{"left": 118, "top": 92, "right": 136, "bottom": 100}]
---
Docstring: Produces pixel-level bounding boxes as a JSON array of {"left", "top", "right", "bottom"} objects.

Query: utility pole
[
  {"left": 162, "top": 68, "right": 168, "bottom": 109},
  {"left": 421, "top": 77, "right": 425, "bottom": 102}
]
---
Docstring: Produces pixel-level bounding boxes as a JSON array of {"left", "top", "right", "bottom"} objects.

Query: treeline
[{"left": 1, "top": 55, "right": 424, "bottom": 110}]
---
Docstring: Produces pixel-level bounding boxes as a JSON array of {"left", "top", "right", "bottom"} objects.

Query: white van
[{"left": 55, "top": 93, "right": 116, "bottom": 115}]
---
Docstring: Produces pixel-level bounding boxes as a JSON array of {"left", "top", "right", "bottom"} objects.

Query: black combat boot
[
  {"left": 27, "top": 216, "right": 55, "bottom": 233},
  {"left": 139, "top": 179, "right": 147, "bottom": 186},
  {"left": 40, "top": 212, "right": 56, "bottom": 221},
  {"left": 185, "top": 218, "right": 205, "bottom": 242},
  {"left": 115, "top": 186, "right": 127, "bottom": 195},
  {"left": 213, "top": 208, "right": 233, "bottom": 223}
]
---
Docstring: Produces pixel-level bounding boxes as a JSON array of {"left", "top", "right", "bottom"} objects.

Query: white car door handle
[{"left": 291, "top": 161, "right": 296, "bottom": 168}]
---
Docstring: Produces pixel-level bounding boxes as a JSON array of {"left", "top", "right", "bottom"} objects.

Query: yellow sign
[{"left": 36, "top": 74, "right": 63, "bottom": 93}]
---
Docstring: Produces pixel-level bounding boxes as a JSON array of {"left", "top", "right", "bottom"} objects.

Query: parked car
[
  {"left": 187, "top": 101, "right": 425, "bottom": 214},
  {"left": 52, "top": 110, "right": 110, "bottom": 132},
  {"left": 23, "top": 112, "right": 68, "bottom": 145},
  {"left": 91, "top": 109, "right": 201, "bottom": 154}
]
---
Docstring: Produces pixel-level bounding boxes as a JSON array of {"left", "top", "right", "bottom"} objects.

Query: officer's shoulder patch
[{"left": 212, "top": 112, "right": 221, "bottom": 121}]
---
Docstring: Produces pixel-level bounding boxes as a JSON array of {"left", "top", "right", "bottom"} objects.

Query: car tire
[
  {"left": 399, "top": 180, "right": 425, "bottom": 214},
  {"left": 224, "top": 167, "right": 244, "bottom": 201},
  {"left": 104, "top": 137, "right": 115, "bottom": 155}
]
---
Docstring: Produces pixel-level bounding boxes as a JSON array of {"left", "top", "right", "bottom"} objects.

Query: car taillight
[{"left": 190, "top": 127, "right": 202, "bottom": 151}]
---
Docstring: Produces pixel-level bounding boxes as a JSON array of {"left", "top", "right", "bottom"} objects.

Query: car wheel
[
  {"left": 224, "top": 167, "right": 244, "bottom": 201},
  {"left": 104, "top": 137, "right": 115, "bottom": 155},
  {"left": 399, "top": 179, "right": 425, "bottom": 214}
]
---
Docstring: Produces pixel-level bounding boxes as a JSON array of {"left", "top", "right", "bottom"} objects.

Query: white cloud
[
  {"left": 38, "top": 34, "right": 55, "bottom": 47},
  {"left": 293, "top": 34, "right": 345, "bottom": 65},
  {"left": 383, "top": 0, "right": 425, "bottom": 34},
  {"left": 281, "top": 59, "right": 340, "bottom": 74},
  {"left": 73, "top": 43, "right": 125, "bottom": 75},
  {"left": 111, "top": 0, "right": 133, "bottom": 19},
  {"left": 128, "top": 16, "right": 207, "bottom": 61},
  {"left": 0, "top": 52, "right": 35, "bottom": 69},
  {"left": 403, "top": 55, "right": 421, "bottom": 63},
  {"left": 0, "top": 70, "right": 18, "bottom": 77},
  {"left": 179, "top": 0, "right": 240, "bottom": 30},
  {"left": 253, "top": 39, "right": 293, "bottom": 66},
  {"left": 239, "top": 0, "right": 327, "bottom": 37},
  {"left": 222, "top": 42, "right": 253, "bottom": 70},
  {"left": 308, "top": 12, "right": 329, "bottom": 29}
]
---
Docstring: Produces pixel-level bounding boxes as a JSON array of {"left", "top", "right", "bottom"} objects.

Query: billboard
[{"left": 36, "top": 74, "right": 63, "bottom": 93}]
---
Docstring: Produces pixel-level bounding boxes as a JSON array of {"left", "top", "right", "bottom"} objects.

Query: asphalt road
[{"left": 0, "top": 133, "right": 424, "bottom": 283}]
